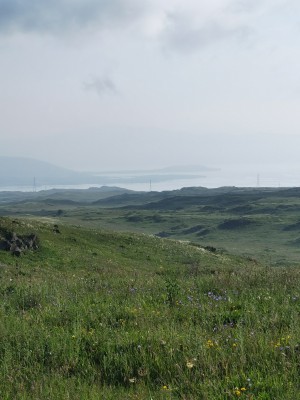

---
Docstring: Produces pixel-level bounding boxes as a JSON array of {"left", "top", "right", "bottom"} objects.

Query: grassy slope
[
  {"left": 3, "top": 187, "right": 300, "bottom": 265},
  {"left": 0, "top": 217, "right": 300, "bottom": 399},
  {"left": 50, "top": 202, "right": 300, "bottom": 266}
]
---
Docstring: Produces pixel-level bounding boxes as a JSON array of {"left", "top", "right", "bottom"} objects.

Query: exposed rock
[
  {"left": 10, "top": 243, "right": 22, "bottom": 257},
  {"left": 0, "top": 239, "right": 10, "bottom": 251},
  {"left": 0, "top": 231, "right": 39, "bottom": 256},
  {"left": 53, "top": 224, "right": 60, "bottom": 234},
  {"left": 24, "top": 234, "right": 39, "bottom": 250}
]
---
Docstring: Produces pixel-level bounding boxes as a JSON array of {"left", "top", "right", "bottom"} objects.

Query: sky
[{"left": 1, "top": 0, "right": 300, "bottom": 171}]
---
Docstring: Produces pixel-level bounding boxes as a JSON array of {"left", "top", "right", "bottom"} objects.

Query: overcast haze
[{"left": 1, "top": 0, "right": 300, "bottom": 172}]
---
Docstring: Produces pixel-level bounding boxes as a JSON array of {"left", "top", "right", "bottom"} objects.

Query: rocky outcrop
[{"left": 0, "top": 232, "right": 39, "bottom": 257}]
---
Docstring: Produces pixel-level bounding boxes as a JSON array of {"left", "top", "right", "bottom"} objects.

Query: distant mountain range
[
  {"left": 0, "top": 156, "right": 215, "bottom": 187},
  {"left": 0, "top": 157, "right": 98, "bottom": 186}
]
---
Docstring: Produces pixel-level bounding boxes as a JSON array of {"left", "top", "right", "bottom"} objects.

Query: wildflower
[
  {"left": 273, "top": 335, "right": 292, "bottom": 349},
  {"left": 129, "top": 378, "right": 137, "bottom": 383},
  {"left": 206, "top": 339, "right": 219, "bottom": 349},
  {"left": 186, "top": 361, "right": 195, "bottom": 369},
  {"left": 233, "top": 386, "right": 247, "bottom": 396}
]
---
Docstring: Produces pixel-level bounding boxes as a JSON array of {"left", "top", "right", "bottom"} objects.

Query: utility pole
[{"left": 256, "top": 174, "right": 260, "bottom": 188}]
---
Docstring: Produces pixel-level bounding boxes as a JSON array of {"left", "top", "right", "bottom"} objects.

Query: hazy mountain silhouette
[
  {"left": 0, "top": 157, "right": 98, "bottom": 186},
  {"left": 0, "top": 157, "right": 213, "bottom": 188}
]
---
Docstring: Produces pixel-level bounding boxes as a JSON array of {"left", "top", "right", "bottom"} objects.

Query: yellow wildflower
[{"left": 186, "top": 361, "right": 194, "bottom": 369}]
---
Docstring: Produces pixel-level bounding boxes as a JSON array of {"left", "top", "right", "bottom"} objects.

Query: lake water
[{"left": 1, "top": 164, "right": 299, "bottom": 192}]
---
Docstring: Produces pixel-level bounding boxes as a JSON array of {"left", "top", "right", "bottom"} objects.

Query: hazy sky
[{"left": 1, "top": 0, "right": 300, "bottom": 171}]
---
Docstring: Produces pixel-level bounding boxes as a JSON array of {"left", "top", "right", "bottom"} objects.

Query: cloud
[
  {"left": 150, "top": 0, "right": 297, "bottom": 54},
  {"left": 228, "top": 0, "right": 264, "bottom": 13},
  {"left": 0, "top": 0, "right": 260, "bottom": 40},
  {"left": 161, "top": 12, "right": 252, "bottom": 53},
  {"left": 0, "top": 0, "right": 295, "bottom": 53},
  {"left": 0, "top": 0, "right": 142, "bottom": 35},
  {"left": 83, "top": 76, "right": 118, "bottom": 96}
]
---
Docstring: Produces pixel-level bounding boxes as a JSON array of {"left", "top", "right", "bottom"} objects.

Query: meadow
[
  {"left": 0, "top": 211, "right": 300, "bottom": 399},
  {"left": 2, "top": 186, "right": 300, "bottom": 265}
]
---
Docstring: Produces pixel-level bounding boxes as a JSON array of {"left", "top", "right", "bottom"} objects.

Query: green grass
[
  {"left": 3, "top": 187, "right": 300, "bottom": 265},
  {"left": 52, "top": 205, "right": 300, "bottom": 266},
  {"left": 0, "top": 216, "right": 300, "bottom": 398}
]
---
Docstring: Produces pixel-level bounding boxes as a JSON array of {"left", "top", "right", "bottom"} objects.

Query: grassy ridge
[
  {"left": 0, "top": 217, "right": 300, "bottom": 399},
  {"left": 3, "top": 187, "right": 300, "bottom": 265}
]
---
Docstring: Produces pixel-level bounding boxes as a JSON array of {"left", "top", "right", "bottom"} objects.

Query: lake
[{"left": 0, "top": 164, "right": 299, "bottom": 192}]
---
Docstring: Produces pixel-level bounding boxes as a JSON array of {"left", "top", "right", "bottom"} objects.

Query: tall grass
[{"left": 0, "top": 217, "right": 299, "bottom": 398}]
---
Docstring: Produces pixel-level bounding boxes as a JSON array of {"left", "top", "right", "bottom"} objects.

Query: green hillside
[
  {"left": 0, "top": 216, "right": 300, "bottom": 399},
  {"left": 2, "top": 186, "right": 300, "bottom": 265}
]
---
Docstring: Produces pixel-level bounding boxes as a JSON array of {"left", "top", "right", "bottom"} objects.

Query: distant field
[{"left": 1, "top": 186, "right": 300, "bottom": 265}]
